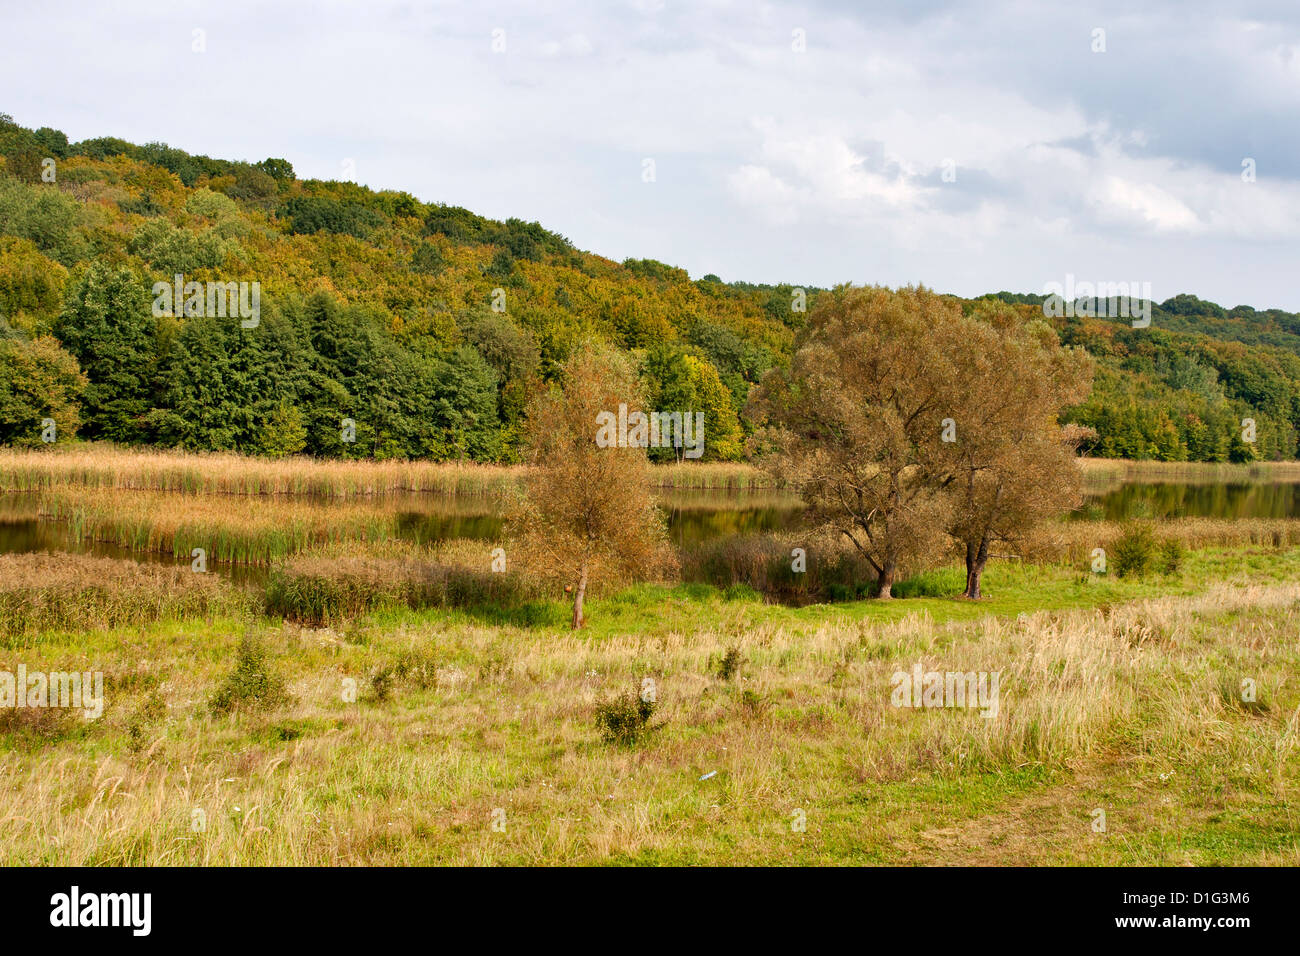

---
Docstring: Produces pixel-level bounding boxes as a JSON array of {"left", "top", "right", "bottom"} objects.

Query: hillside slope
[{"left": 2, "top": 112, "right": 1299, "bottom": 463}]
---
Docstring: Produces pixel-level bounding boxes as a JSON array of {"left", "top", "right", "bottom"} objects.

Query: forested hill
[{"left": 2, "top": 112, "right": 1299, "bottom": 464}]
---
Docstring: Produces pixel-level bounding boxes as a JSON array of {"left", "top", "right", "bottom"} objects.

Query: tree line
[{"left": 0, "top": 112, "right": 1297, "bottom": 464}]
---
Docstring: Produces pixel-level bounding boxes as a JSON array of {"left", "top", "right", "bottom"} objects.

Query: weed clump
[
  {"left": 739, "top": 689, "right": 770, "bottom": 720},
  {"left": 594, "top": 690, "right": 657, "bottom": 746},
  {"left": 1112, "top": 523, "right": 1157, "bottom": 578},
  {"left": 210, "top": 635, "right": 290, "bottom": 715},
  {"left": 1159, "top": 538, "right": 1184, "bottom": 575},
  {"left": 712, "top": 646, "right": 743, "bottom": 681}
]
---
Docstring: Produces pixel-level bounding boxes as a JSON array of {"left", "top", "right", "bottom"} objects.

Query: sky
[{"left": 3, "top": 0, "right": 1300, "bottom": 309}]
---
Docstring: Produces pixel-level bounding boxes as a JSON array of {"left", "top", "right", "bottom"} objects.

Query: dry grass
[
  {"left": 0, "top": 445, "right": 775, "bottom": 497},
  {"left": 1024, "top": 517, "right": 1300, "bottom": 564},
  {"left": 37, "top": 488, "right": 403, "bottom": 564},
  {"left": 1, "top": 573, "right": 1296, "bottom": 864},
  {"left": 0, "top": 552, "right": 253, "bottom": 644},
  {"left": 1079, "top": 457, "right": 1300, "bottom": 491}
]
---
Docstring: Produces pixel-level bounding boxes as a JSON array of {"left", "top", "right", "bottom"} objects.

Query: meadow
[
  {"left": 0, "top": 447, "right": 1297, "bottom": 865},
  {"left": 0, "top": 546, "right": 1296, "bottom": 865}
]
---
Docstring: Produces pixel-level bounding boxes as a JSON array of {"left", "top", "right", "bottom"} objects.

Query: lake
[{"left": 1, "top": 481, "right": 1297, "bottom": 578}]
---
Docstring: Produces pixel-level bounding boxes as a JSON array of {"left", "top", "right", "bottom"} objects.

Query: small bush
[
  {"left": 712, "top": 646, "right": 743, "bottom": 681},
  {"left": 126, "top": 688, "right": 168, "bottom": 753},
  {"left": 366, "top": 649, "right": 440, "bottom": 704},
  {"left": 1112, "top": 523, "right": 1157, "bottom": 578},
  {"left": 210, "top": 635, "right": 290, "bottom": 716},
  {"left": 1159, "top": 539, "right": 1184, "bottom": 575},
  {"left": 594, "top": 690, "right": 657, "bottom": 746}
]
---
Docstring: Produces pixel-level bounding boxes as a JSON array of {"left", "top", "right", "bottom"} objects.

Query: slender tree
[
  {"left": 939, "top": 304, "right": 1094, "bottom": 598},
  {"left": 510, "top": 341, "right": 675, "bottom": 627}
]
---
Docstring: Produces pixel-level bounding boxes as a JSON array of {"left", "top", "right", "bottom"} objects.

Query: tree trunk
[
  {"left": 963, "top": 537, "right": 989, "bottom": 599},
  {"left": 875, "top": 558, "right": 896, "bottom": 599},
  {"left": 571, "top": 563, "right": 589, "bottom": 629}
]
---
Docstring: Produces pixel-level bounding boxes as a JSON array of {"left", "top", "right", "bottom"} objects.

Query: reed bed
[
  {"left": 0, "top": 445, "right": 777, "bottom": 497},
  {"left": 1079, "top": 457, "right": 1300, "bottom": 491},
  {"left": 0, "top": 446, "right": 526, "bottom": 497},
  {"left": 37, "top": 488, "right": 403, "bottom": 565},
  {"left": 647, "top": 461, "right": 778, "bottom": 490},
  {"left": 265, "top": 555, "right": 533, "bottom": 626},
  {"left": 1023, "top": 517, "right": 1300, "bottom": 564},
  {"left": 0, "top": 552, "right": 253, "bottom": 643}
]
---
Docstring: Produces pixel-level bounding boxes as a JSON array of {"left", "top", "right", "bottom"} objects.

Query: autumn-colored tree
[
  {"left": 939, "top": 304, "right": 1095, "bottom": 598},
  {"left": 748, "top": 286, "right": 961, "bottom": 598},
  {"left": 510, "top": 342, "right": 676, "bottom": 627},
  {"left": 0, "top": 333, "right": 86, "bottom": 446}
]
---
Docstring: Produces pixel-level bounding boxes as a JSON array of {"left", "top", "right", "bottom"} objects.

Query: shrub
[
  {"left": 712, "top": 646, "right": 743, "bottom": 681},
  {"left": 1112, "top": 523, "right": 1158, "bottom": 578},
  {"left": 594, "top": 690, "right": 657, "bottom": 746},
  {"left": 1159, "top": 538, "right": 1184, "bottom": 575},
  {"left": 210, "top": 635, "right": 290, "bottom": 715}
]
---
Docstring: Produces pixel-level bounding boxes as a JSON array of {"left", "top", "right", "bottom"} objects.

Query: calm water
[
  {"left": 1, "top": 481, "right": 1295, "bottom": 578},
  {"left": 1076, "top": 482, "right": 1300, "bottom": 521}
]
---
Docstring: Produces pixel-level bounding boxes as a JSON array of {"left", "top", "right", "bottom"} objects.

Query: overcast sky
[{"left": 4, "top": 0, "right": 1300, "bottom": 309}]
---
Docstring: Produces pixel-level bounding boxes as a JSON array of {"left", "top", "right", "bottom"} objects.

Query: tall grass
[
  {"left": 1023, "top": 516, "right": 1300, "bottom": 564},
  {"left": 37, "top": 488, "right": 401, "bottom": 564},
  {"left": 680, "top": 532, "right": 877, "bottom": 602},
  {"left": 1079, "top": 457, "right": 1300, "bottom": 492},
  {"left": 0, "top": 444, "right": 777, "bottom": 497},
  {"left": 0, "top": 552, "right": 253, "bottom": 643},
  {"left": 265, "top": 558, "right": 531, "bottom": 626},
  {"left": 2, "top": 578, "right": 1295, "bottom": 864}
]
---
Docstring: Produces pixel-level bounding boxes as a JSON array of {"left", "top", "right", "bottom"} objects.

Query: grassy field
[{"left": 1, "top": 544, "right": 1296, "bottom": 865}]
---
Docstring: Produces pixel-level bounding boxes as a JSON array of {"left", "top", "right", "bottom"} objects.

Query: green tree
[{"left": 53, "top": 263, "right": 157, "bottom": 442}]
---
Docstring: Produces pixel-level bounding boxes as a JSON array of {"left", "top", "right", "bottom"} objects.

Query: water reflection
[
  {"left": 1074, "top": 482, "right": 1300, "bottom": 521},
  {"left": 2, "top": 482, "right": 1297, "bottom": 581}
]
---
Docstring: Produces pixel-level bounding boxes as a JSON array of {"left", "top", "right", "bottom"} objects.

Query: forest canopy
[{"left": 2, "top": 111, "right": 1298, "bottom": 463}]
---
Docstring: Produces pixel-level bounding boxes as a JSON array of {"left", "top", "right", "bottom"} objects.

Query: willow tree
[
  {"left": 510, "top": 342, "right": 674, "bottom": 627},
  {"left": 748, "top": 285, "right": 961, "bottom": 598},
  {"left": 941, "top": 303, "right": 1095, "bottom": 598}
]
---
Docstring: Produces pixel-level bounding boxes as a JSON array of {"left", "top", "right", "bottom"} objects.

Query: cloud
[{"left": 1, "top": 0, "right": 1297, "bottom": 307}]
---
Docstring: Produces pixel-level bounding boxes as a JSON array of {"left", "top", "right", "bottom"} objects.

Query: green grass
[
  {"left": 400, "top": 545, "right": 1299, "bottom": 642},
  {"left": 3, "top": 543, "right": 1297, "bottom": 866}
]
